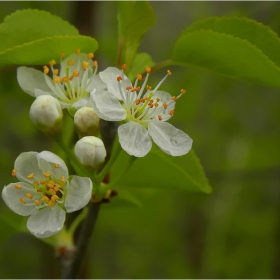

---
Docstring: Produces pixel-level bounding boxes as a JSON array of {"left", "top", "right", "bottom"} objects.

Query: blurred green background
[{"left": 0, "top": 1, "right": 280, "bottom": 278}]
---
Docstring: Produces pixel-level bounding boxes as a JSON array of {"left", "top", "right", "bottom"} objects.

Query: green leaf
[
  {"left": 117, "top": 1, "right": 156, "bottom": 72},
  {"left": 0, "top": 9, "right": 78, "bottom": 53},
  {"left": 171, "top": 17, "right": 280, "bottom": 88},
  {"left": 0, "top": 35, "right": 98, "bottom": 64},
  {"left": 128, "top": 52, "right": 156, "bottom": 81},
  {"left": 110, "top": 146, "right": 211, "bottom": 194}
]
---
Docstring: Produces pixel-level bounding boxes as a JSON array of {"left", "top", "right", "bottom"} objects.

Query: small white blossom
[
  {"left": 90, "top": 66, "right": 193, "bottom": 157},
  {"left": 30, "top": 95, "right": 63, "bottom": 135},
  {"left": 17, "top": 50, "right": 106, "bottom": 110},
  {"left": 74, "top": 136, "right": 106, "bottom": 168},
  {"left": 2, "top": 151, "right": 92, "bottom": 238}
]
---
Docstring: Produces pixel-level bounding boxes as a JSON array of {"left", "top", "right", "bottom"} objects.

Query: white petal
[
  {"left": 2, "top": 183, "right": 40, "bottom": 216},
  {"left": 37, "top": 151, "right": 68, "bottom": 179},
  {"left": 118, "top": 122, "right": 152, "bottom": 157},
  {"left": 71, "top": 97, "right": 90, "bottom": 110},
  {"left": 99, "top": 67, "right": 131, "bottom": 99},
  {"left": 17, "top": 67, "right": 51, "bottom": 97},
  {"left": 65, "top": 176, "right": 93, "bottom": 212},
  {"left": 14, "top": 152, "right": 45, "bottom": 184},
  {"left": 86, "top": 74, "right": 106, "bottom": 92},
  {"left": 148, "top": 122, "right": 193, "bottom": 156},
  {"left": 90, "top": 89, "right": 126, "bottom": 121},
  {"left": 27, "top": 205, "right": 65, "bottom": 238}
]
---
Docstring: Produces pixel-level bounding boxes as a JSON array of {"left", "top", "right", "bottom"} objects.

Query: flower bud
[
  {"left": 29, "top": 95, "right": 63, "bottom": 136},
  {"left": 74, "top": 136, "right": 106, "bottom": 168},
  {"left": 74, "top": 107, "right": 100, "bottom": 137}
]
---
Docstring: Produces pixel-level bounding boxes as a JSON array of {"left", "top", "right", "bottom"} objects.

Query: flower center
[
  {"left": 14, "top": 163, "right": 67, "bottom": 209},
  {"left": 42, "top": 49, "right": 98, "bottom": 104},
  {"left": 117, "top": 65, "right": 186, "bottom": 123}
]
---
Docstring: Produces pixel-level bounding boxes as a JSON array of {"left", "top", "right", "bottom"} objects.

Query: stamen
[
  {"left": 49, "top": 60, "right": 56, "bottom": 66},
  {"left": 158, "top": 115, "right": 162, "bottom": 121},
  {"left": 172, "top": 96, "right": 178, "bottom": 101},
  {"left": 53, "top": 69, "right": 59, "bottom": 76},
  {"left": 93, "top": 60, "right": 98, "bottom": 67},
  {"left": 130, "top": 87, "right": 140, "bottom": 92},
  {"left": 40, "top": 180, "right": 47, "bottom": 185},
  {"left": 43, "top": 172, "right": 51, "bottom": 178},
  {"left": 75, "top": 49, "right": 80, "bottom": 55},
  {"left": 47, "top": 182, "right": 54, "bottom": 188},
  {"left": 42, "top": 196, "right": 50, "bottom": 203},
  {"left": 181, "top": 89, "right": 186, "bottom": 94},
  {"left": 54, "top": 185, "right": 61, "bottom": 192},
  {"left": 60, "top": 52, "right": 65, "bottom": 58},
  {"left": 82, "top": 61, "right": 89, "bottom": 71},
  {"left": 53, "top": 77, "right": 61, "bottom": 83},
  {"left": 48, "top": 200, "right": 55, "bottom": 207},
  {"left": 136, "top": 74, "right": 142, "bottom": 80},
  {"left": 54, "top": 163, "right": 60, "bottom": 168},
  {"left": 33, "top": 181, "right": 39, "bottom": 187},
  {"left": 60, "top": 176, "right": 66, "bottom": 184},
  {"left": 167, "top": 70, "right": 172, "bottom": 75},
  {"left": 163, "top": 103, "right": 168, "bottom": 109},
  {"left": 146, "top": 85, "right": 152, "bottom": 90},
  {"left": 135, "top": 99, "right": 140, "bottom": 105},
  {"left": 49, "top": 189, "right": 56, "bottom": 195},
  {"left": 51, "top": 195, "right": 59, "bottom": 201},
  {"left": 146, "top": 67, "right": 151, "bottom": 73},
  {"left": 73, "top": 70, "right": 79, "bottom": 77},
  {"left": 25, "top": 193, "right": 33, "bottom": 199},
  {"left": 126, "top": 86, "right": 132, "bottom": 90},
  {"left": 27, "top": 173, "right": 34, "bottom": 179},
  {"left": 62, "top": 77, "right": 68, "bottom": 83},
  {"left": 122, "top": 64, "right": 127, "bottom": 70},
  {"left": 14, "top": 184, "right": 22, "bottom": 190},
  {"left": 34, "top": 200, "right": 40, "bottom": 206},
  {"left": 169, "top": 109, "right": 174, "bottom": 116},
  {"left": 87, "top": 53, "right": 94, "bottom": 59},
  {"left": 19, "top": 198, "right": 26, "bottom": 204},
  {"left": 68, "top": 59, "right": 74, "bottom": 66},
  {"left": 43, "top": 66, "right": 49, "bottom": 75},
  {"left": 12, "top": 169, "right": 17, "bottom": 176},
  {"left": 117, "top": 76, "right": 122, "bottom": 81}
]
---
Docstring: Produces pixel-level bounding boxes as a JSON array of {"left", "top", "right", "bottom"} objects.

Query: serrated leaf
[
  {"left": 128, "top": 52, "right": 156, "bottom": 81},
  {"left": 110, "top": 147, "right": 211, "bottom": 194},
  {"left": 172, "top": 29, "right": 280, "bottom": 88},
  {"left": 0, "top": 9, "right": 78, "bottom": 53},
  {"left": 183, "top": 16, "right": 280, "bottom": 69},
  {"left": 117, "top": 1, "right": 156, "bottom": 72},
  {"left": 0, "top": 35, "right": 98, "bottom": 64}
]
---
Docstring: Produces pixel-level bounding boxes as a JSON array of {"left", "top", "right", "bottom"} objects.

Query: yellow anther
[
  {"left": 117, "top": 76, "right": 122, "bottom": 81},
  {"left": 40, "top": 180, "right": 47, "bottom": 185},
  {"left": 54, "top": 185, "right": 61, "bottom": 191},
  {"left": 154, "top": 102, "right": 159, "bottom": 107},
  {"left": 130, "top": 86, "right": 140, "bottom": 92},
  {"left": 135, "top": 99, "right": 140, "bottom": 105},
  {"left": 75, "top": 48, "right": 81, "bottom": 55},
  {"left": 136, "top": 74, "right": 142, "bottom": 80},
  {"left": 14, "top": 184, "right": 22, "bottom": 190},
  {"left": 82, "top": 61, "right": 89, "bottom": 71},
  {"left": 181, "top": 89, "right": 186, "bottom": 94},
  {"left": 62, "top": 77, "right": 68, "bottom": 83},
  {"left": 169, "top": 109, "right": 175, "bottom": 116},
  {"left": 25, "top": 193, "right": 33, "bottom": 199},
  {"left": 43, "top": 66, "right": 49, "bottom": 75},
  {"left": 48, "top": 200, "right": 55, "bottom": 207},
  {"left": 54, "top": 163, "right": 60, "bottom": 168},
  {"left": 167, "top": 70, "right": 172, "bottom": 75},
  {"left": 12, "top": 169, "right": 17, "bottom": 176},
  {"left": 53, "top": 77, "right": 61, "bottom": 83},
  {"left": 60, "top": 176, "right": 66, "bottom": 184},
  {"left": 73, "top": 70, "right": 79, "bottom": 77},
  {"left": 49, "top": 189, "right": 56, "bottom": 195},
  {"left": 172, "top": 96, "right": 178, "bottom": 101},
  {"left": 87, "top": 52, "right": 94, "bottom": 59},
  {"left": 163, "top": 103, "right": 168, "bottom": 109},
  {"left": 19, "top": 198, "right": 26, "bottom": 204},
  {"left": 60, "top": 52, "right": 65, "bottom": 58},
  {"left": 34, "top": 200, "right": 40, "bottom": 206},
  {"left": 126, "top": 86, "right": 132, "bottom": 90},
  {"left": 146, "top": 85, "right": 152, "bottom": 90},
  {"left": 148, "top": 103, "right": 153, "bottom": 108},
  {"left": 68, "top": 59, "right": 74, "bottom": 66},
  {"left": 33, "top": 181, "right": 39, "bottom": 187},
  {"left": 121, "top": 64, "right": 127, "bottom": 70},
  {"left": 158, "top": 115, "right": 162, "bottom": 121},
  {"left": 93, "top": 60, "right": 98, "bottom": 67},
  {"left": 146, "top": 66, "right": 151, "bottom": 73},
  {"left": 156, "top": 97, "right": 160, "bottom": 102},
  {"left": 53, "top": 69, "right": 59, "bottom": 76},
  {"left": 49, "top": 60, "right": 56, "bottom": 66},
  {"left": 42, "top": 196, "right": 50, "bottom": 203},
  {"left": 47, "top": 183, "right": 54, "bottom": 188},
  {"left": 43, "top": 172, "right": 51, "bottom": 178},
  {"left": 27, "top": 173, "right": 34, "bottom": 179},
  {"left": 51, "top": 195, "right": 59, "bottom": 201}
]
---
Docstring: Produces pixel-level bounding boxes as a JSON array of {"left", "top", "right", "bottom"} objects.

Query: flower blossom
[
  {"left": 90, "top": 65, "right": 193, "bottom": 157},
  {"left": 2, "top": 151, "right": 92, "bottom": 238},
  {"left": 17, "top": 49, "right": 106, "bottom": 110}
]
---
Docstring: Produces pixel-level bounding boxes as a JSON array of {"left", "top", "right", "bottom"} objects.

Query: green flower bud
[
  {"left": 74, "top": 107, "right": 100, "bottom": 137},
  {"left": 74, "top": 136, "right": 106, "bottom": 168},
  {"left": 29, "top": 95, "right": 63, "bottom": 136}
]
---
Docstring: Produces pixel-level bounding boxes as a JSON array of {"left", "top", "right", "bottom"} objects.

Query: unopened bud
[
  {"left": 29, "top": 95, "right": 63, "bottom": 136},
  {"left": 74, "top": 107, "right": 100, "bottom": 137},
  {"left": 74, "top": 136, "right": 106, "bottom": 168}
]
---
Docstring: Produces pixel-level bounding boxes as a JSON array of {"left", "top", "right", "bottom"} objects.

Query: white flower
[
  {"left": 74, "top": 136, "right": 106, "bottom": 168},
  {"left": 2, "top": 151, "right": 92, "bottom": 238},
  {"left": 30, "top": 95, "right": 63, "bottom": 135},
  {"left": 17, "top": 50, "right": 106, "bottom": 110},
  {"left": 90, "top": 66, "right": 193, "bottom": 157}
]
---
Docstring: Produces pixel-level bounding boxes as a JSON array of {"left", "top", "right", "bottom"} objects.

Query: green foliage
[
  {"left": 117, "top": 1, "right": 156, "bottom": 72},
  {"left": 0, "top": 9, "right": 98, "bottom": 64},
  {"left": 172, "top": 16, "right": 280, "bottom": 88}
]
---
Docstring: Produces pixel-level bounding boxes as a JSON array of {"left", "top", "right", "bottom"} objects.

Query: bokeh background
[{"left": 0, "top": 1, "right": 280, "bottom": 278}]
